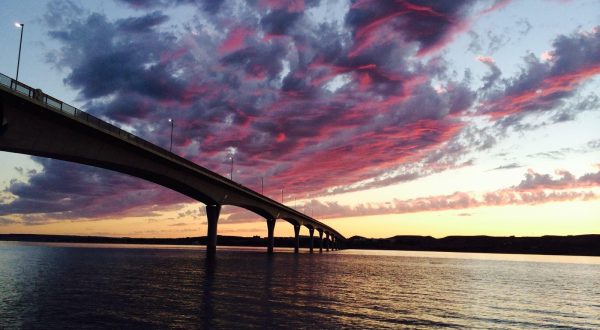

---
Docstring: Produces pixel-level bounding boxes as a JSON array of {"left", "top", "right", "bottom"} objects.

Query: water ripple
[{"left": 0, "top": 243, "right": 599, "bottom": 328}]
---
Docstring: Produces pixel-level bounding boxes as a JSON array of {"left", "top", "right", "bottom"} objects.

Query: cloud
[
  {"left": 477, "top": 55, "right": 502, "bottom": 90},
  {"left": 492, "top": 163, "right": 522, "bottom": 170},
  {"left": 477, "top": 0, "right": 511, "bottom": 15},
  {"left": 116, "top": 11, "right": 169, "bottom": 33},
  {"left": 516, "top": 169, "right": 600, "bottom": 191},
  {"left": 478, "top": 26, "right": 600, "bottom": 119},
  {"left": 169, "top": 222, "right": 189, "bottom": 227},
  {"left": 222, "top": 188, "right": 597, "bottom": 223},
  {"left": 476, "top": 56, "right": 495, "bottom": 64},
  {"left": 0, "top": 217, "right": 19, "bottom": 226},
  {"left": 116, "top": 0, "right": 206, "bottom": 10},
  {"left": 344, "top": 0, "right": 478, "bottom": 57},
  {"left": 210, "top": 167, "right": 600, "bottom": 223},
  {"left": 260, "top": 10, "right": 303, "bottom": 36},
  {"left": 516, "top": 18, "right": 532, "bottom": 35},
  {"left": 3, "top": 1, "right": 597, "bottom": 225},
  {"left": 39, "top": 2, "right": 478, "bottom": 200},
  {"left": 50, "top": 14, "right": 188, "bottom": 102},
  {"left": 0, "top": 158, "right": 192, "bottom": 222}
]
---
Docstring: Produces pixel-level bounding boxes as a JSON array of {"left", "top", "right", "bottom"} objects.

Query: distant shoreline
[{"left": 1, "top": 234, "right": 599, "bottom": 256}]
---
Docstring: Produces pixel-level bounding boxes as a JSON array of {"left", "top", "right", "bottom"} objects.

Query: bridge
[{"left": 0, "top": 73, "right": 344, "bottom": 255}]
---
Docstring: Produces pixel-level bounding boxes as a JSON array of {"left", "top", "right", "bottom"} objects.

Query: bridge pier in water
[
  {"left": 308, "top": 227, "right": 315, "bottom": 253},
  {"left": 206, "top": 204, "right": 221, "bottom": 258},
  {"left": 318, "top": 229, "right": 323, "bottom": 253},
  {"left": 266, "top": 218, "right": 276, "bottom": 254},
  {"left": 293, "top": 224, "right": 301, "bottom": 253},
  {"left": 326, "top": 232, "right": 330, "bottom": 251}
]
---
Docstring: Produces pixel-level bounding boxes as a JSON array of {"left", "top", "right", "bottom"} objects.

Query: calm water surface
[{"left": 0, "top": 242, "right": 599, "bottom": 329}]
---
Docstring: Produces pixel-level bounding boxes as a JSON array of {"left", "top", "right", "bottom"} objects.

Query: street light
[
  {"left": 15, "top": 22, "right": 24, "bottom": 82},
  {"left": 230, "top": 154, "right": 234, "bottom": 180},
  {"left": 168, "top": 118, "right": 174, "bottom": 152}
]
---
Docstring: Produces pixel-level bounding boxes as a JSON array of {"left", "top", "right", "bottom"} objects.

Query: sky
[{"left": 0, "top": 0, "right": 599, "bottom": 239}]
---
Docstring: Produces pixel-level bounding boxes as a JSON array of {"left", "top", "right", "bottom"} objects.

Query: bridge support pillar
[
  {"left": 326, "top": 232, "right": 330, "bottom": 252},
  {"left": 206, "top": 204, "right": 221, "bottom": 258},
  {"left": 318, "top": 229, "right": 323, "bottom": 253},
  {"left": 308, "top": 228, "right": 315, "bottom": 253},
  {"left": 293, "top": 224, "right": 301, "bottom": 254},
  {"left": 266, "top": 218, "right": 276, "bottom": 254}
]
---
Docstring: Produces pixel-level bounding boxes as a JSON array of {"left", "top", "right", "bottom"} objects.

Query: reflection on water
[{"left": 0, "top": 242, "right": 599, "bottom": 328}]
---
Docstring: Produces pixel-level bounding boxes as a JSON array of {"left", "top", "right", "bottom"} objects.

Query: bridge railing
[
  {"left": 0, "top": 73, "right": 343, "bottom": 237},
  {"left": 0, "top": 73, "right": 180, "bottom": 168},
  {"left": 1, "top": 76, "right": 239, "bottom": 187}
]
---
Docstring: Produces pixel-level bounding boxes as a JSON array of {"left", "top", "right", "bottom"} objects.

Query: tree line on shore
[{"left": 1, "top": 234, "right": 599, "bottom": 256}]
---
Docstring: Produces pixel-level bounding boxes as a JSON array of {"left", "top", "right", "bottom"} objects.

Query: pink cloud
[
  {"left": 259, "top": 0, "right": 304, "bottom": 12},
  {"left": 483, "top": 64, "right": 600, "bottom": 118},
  {"left": 347, "top": 1, "right": 480, "bottom": 57},
  {"left": 476, "top": 55, "right": 495, "bottom": 64},
  {"left": 478, "top": 0, "right": 512, "bottom": 15},
  {"left": 218, "top": 27, "right": 254, "bottom": 55},
  {"left": 13, "top": 1, "right": 598, "bottom": 226},
  {"left": 480, "top": 26, "right": 600, "bottom": 118}
]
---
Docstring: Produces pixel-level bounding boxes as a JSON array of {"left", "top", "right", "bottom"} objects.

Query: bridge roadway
[{"left": 0, "top": 73, "right": 344, "bottom": 255}]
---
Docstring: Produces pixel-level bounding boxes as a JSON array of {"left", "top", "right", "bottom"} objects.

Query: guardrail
[
  {"left": 0, "top": 72, "right": 183, "bottom": 164},
  {"left": 0, "top": 73, "right": 344, "bottom": 238},
  {"left": 0, "top": 72, "right": 244, "bottom": 186}
]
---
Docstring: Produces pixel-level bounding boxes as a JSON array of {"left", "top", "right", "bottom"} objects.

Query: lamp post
[
  {"left": 230, "top": 154, "right": 234, "bottom": 180},
  {"left": 281, "top": 188, "right": 284, "bottom": 203},
  {"left": 261, "top": 177, "right": 264, "bottom": 195},
  {"left": 168, "top": 118, "right": 173, "bottom": 152},
  {"left": 15, "top": 23, "right": 24, "bottom": 82}
]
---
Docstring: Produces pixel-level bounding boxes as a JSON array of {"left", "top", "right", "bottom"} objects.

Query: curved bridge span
[{"left": 0, "top": 73, "right": 344, "bottom": 255}]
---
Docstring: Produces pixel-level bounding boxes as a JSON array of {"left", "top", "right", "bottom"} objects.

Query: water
[{"left": 1, "top": 242, "right": 599, "bottom": 329}]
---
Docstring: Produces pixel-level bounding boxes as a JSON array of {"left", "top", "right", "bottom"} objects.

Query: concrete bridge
[{"left": 0, "top": 73, "right": 344, "bottom": 255}]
